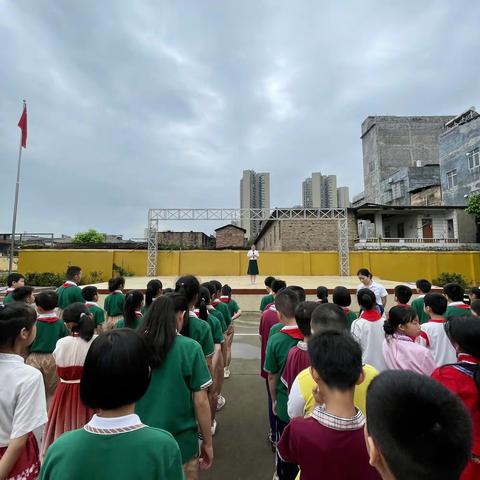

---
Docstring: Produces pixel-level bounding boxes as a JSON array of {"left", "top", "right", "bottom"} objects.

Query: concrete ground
[{"left": 203, "top": 312, "right": 275, "bottom": 480}]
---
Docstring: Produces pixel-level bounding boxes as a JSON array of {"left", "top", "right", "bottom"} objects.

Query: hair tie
[{"left": 0, "top": 304, "right": 6, "bottom": 312}]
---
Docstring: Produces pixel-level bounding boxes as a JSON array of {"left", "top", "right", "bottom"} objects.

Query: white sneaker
[
  {"left": 211, "top": 419, "right": 217, "bottom": 436},
  {"left": 224, "top": 367, "right": 231, "bottom": 379},
  {"left": 216, "top": 395, "right": 226, "bottom": 411}
]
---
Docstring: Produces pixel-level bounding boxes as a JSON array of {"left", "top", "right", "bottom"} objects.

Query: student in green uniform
[
  {"left": 202, "top": 282, "right": 227, "bottom": 332},
  {"left": 103, "top": 277, "right": 125, "bottom": 330},
  {"left": 136, "top": 295, "right": 213, "bottom": 480},
  {"left": 40, "top": 329, "right": 184, "bottom": 480},
  {"left": 332, "top": 286, "right": 358, "bottom": 328},
  {"left": 3, "top": 273, "right": 25, "bottom": 304},
  {"left": 220, "top": 284, "right": 242, "bottom": 379},
  {"left": 82, "top": 286, "right": 105, "bottom": 333},
  {"left": 411, "top": 279, "right": 431, "bottom": 324},
  {"left": 264, "top": 288, "right": 301, "bottom": 480},
  {"left": 444, "top": 283, "right": 471, "bottom": 317},
  {"left": 115, "top": 290, "right": 144, "bottom": 329},
  {"left": 175, "top": 276, "right": 215, "bottom": 363},
  {"left": 26, "top": 290, "right": 68, "bottom": 405},
  {"left": 11, "top": 286, "right": 35, "bottom": 305},
  {"left": 260, "top": 276, "right": 276, "bottom": 312},
  {"left": 56, "top": 266, "right": 84, "bottom": 318},
  {"left": 142, "top": 279, "right": 162, "bottom": 315}
]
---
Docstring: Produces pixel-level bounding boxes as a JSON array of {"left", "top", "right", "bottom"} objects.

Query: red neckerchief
[
  {"left": 62, "top": 282, "right": 75, "bottom": 289},
  {"left": 211, "top": 299, "right": 221, "bottom": 307},
  {"left": 37, "top": 313, "right": 59, "bottom": 324},
  {"left": 428, "top": 318, "right": 446, "bottom": 323},
  {"left": 220, "top": 296, "right": 231, "bottom": 304},
  {"left": 458, "top": 353, "right": 480, "bottom": 364},
  {"left": 280, "top": 326, "right": 304, "bottom": 340},
  {"left": 343, "top": 307, "right": 350, "bottom": 315},
  {"left": 452, "top": 304, "right": 471, "bottom": 310},
  {"left": 360, "top": 310, "right": 382, "bottom": 322}
]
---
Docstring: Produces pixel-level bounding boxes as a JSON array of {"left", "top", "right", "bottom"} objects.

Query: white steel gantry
[{"left": 146, "top": 208, "right": 350, "bottom": 277}]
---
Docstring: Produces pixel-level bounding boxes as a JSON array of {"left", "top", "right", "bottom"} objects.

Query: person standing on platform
[
  {"left": 247, "top": 245, "right": 260, "bottom": 285},
  {"left": 356, "top": 268, "right": 388, "bottom": 314}
]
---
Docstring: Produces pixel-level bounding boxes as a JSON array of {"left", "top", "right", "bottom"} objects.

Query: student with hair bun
[
  {"left": 351, "top": 289, "right": 387, "bottom": 372},
  {"left": 357, "top": 268, "right": 388, "bottom": 313},
  {"left": 115, "top": 290, "right": 144, "bottom": 330},
  {"left": 142, "top": 279, "right": 162, "bottom": 315},
  {"left": 432, "top": 315, "right": 480, "bottom": 480},
  {"left": 382, "top": 306, "right": 435, "bottom": 375},
  {"left": 41, "top": 303, "right": 97, "bottom": 457}
]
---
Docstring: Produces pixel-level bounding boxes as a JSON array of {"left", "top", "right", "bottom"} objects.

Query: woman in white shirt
[
  {"left": 247, "top": 245, "right": 260, "bottom": 284},
  {"left": 357, "top": 268, "right": 388, "bottom": 313}
]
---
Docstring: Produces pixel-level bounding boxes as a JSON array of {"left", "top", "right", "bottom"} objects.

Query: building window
[
  {"left": 467, "top": 147, "right": 480, "bottom": 170},
  {"left": 446, "top": 170, "right": 457, "bottom": 189},
  {"left": 392, "top": 181, "right": 404, "bottom": 200}
]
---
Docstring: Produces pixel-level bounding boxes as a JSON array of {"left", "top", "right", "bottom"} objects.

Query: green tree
[
  {"left": 73, "top": 229, "right": 105, "bottom": 244},
  {"left": 466, "top": 193, "right": 480, "bottom": 216}
]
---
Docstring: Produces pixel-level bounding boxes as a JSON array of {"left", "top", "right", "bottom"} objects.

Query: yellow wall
[{"left": 17, "top": 249, "right": 480, "bottom": 284}]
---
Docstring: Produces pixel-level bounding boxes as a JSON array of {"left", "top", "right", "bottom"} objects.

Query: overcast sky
[{"left": 1, "top": 0, "right": 480, "bottom": 238}]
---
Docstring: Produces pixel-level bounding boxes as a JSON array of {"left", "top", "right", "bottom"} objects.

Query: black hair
[
  {"left": 471, "top": 299, "right": 480, "bottom": 316},
  {"left": 66, "top": 266, "right": 82, "bottom": 280},
  {"left": 316, "top": 286, "right": 329, "bottom": 303},
  {"left": 311, "top": 303, "right": 347, "bottom": 332},
  {"left": 275, "top": 288, "right": 299, "bottom": 318},
  {"left": 138, "top": 296, "right": 177, "bottom": 369},
  {"left": 221, "top": 284, "right": 232, "bottom": 299},
  {"left": 394, "top": 285, "right": 413, "bottom": 304},
  {"left": 470, "top": 287, "right": 480, "bottom": 300},
  {"left": 424, "top": 292, "right": 447, "bottom": 315},
  {"left": 265, "top": 276, "right": 275, "bottom": 288},
  {"left": 175, "top": 275, "right": 200, "bottom": 335},
  {"left": 357, "top": 268, "right": 372, "bottom": 278},
  {"left": 108, "top": 277, "right": 125, "bottom": 292},
  {"left": 210, "top": 280, "right": 222, "bottom": 296},
  {"left": 35, "top": 290, "right": 58, "bottom": 311},
  {"left": 7, "top": 273, "right": 24, "bottom": 287},
  {"left": 0, "top": 303, "right": 37, "bottom": 347},
  {"left": 145, "top": 279, "right": 162, "bottom": 307},
  {"left": 163, "top": 287, "right": 174, "bottom": 294},
  {"left": 308, "top": 330, "right": 362, "bottom": 390},
  {"left": 332, "top": 286, "right": 351, "bottom": 307},
  {"left": 294, "top": 301, "right": 317, "bottom": 337},
  {"left": 384, "top": 306, "right": 417, "bottom": 336},
  {"left": 271, "top": 279, "right": 287, "bottom": 294},
  {"left": 202, "top": 281, "right": 216, "bottom": 298},
  {"left": 123, "top": 290, "right": 144, "bottom": 329},
  {"left": 82, "top": 286, "right": 98, "bottom": 302},
  {"left": 167, "top": 292, "right": 190, "bottom": 337},
  {"left": 366, "top": 370, "right": 472, "bottom": 480},
  {"left": 444, "top": 315, "right": 480, "bottom": 404},
  {"left": 80, "top": 329, "right": 151, "bottom": 410},
  {"left": 357, "top": 288, "right": 376, "bottom": 310},
  {"left": 196, "top": 286, "right": 211, "bottom": 321},
  {"left": 288, "top": 285, "right": 306, "bottom": 302},
  {"left": 416, "top": 279, "right": 432, "bottom": 294},
  {"left": 11, "top": 286, "right": 34, "bottom": 302},
  {"left": 443, "top": 283, "right": 465, "bottom": 302},
  {"left": 63, "top": 302, "right": 95, "bottom": 342}
]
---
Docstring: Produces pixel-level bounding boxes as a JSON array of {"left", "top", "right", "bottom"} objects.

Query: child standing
[
  {"left": 142, "top": 279, "right": 162, "bottom": 315},
  {"left": 0, "top": 303, "right": 47, "bottom": 480},
  {"left": 115, "top": 290, "right": 144, "bottom": 329},
  {"left": 81, "top": 286, "right": 105, "bottom": 333},
  {"left": 431, "top": 315, "right": 480, "bottom": 480},
  {"left": 136, "top": 295, "right": 213, "bottom": 479},
  {"left": 260, "top": 276, "right": 276, "bottom": 312},
  {"left": 2, "top": 273, "right": 25, "bottom": 304},
  {"left": 444, "top": 283, "right": 471, "bottom": 317},
  {"left": 315, "top": 286, "right": 329, "bottom": 303},
  {"left": 278, "top": 330, "right": 379, "bottom": 480},
  {"left": 417, "top": 293, "right": 457, "bottom": 365},
  {"left": 11, "top": 286, "right": 35, "bottom": 305},
  {"left": 332, "top": 286, "right": 357, "bottom": 328},
  {"left": 41, "top": 303, "right": 97, "bottom": 457},
  {"left": 40, "top": 329, "right": 184, "bottom": 480},
  {"left": 103, "top": 277, "right": 125, "bottom": 330},
  {"left": 382, "top": 306, "right": 436, "bottom": 375},
  {"left": 26, "top": 291, "right": 69, "bottom": 404},
  {"left": 351, "top": 289, "right": 387, "bottom": 372},
  {"left": 394, "top": 285, "right": 413, "bottom": 306},
  {"left": 366, "top": 370, "right": 472, "bottom": 480},
  {"left": 411, "top": 279, "right": 432, "bottom": 324},
  {"left": 56, "top": 266, "right": 84, "bottom": 317}
]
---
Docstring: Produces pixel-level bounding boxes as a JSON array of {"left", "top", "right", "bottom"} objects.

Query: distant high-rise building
[
  {"left": 337, "top": 186, "right": 350, "bottom": 207},
  {"left": 240, "top": 170, "right": 270, "bottom": 239},
  {"left": 302, "top": 172, "right": 348, "bottom": 208}
]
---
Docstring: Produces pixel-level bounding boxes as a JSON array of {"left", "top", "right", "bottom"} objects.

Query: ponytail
[
  {"left": 196, "top": 286, "right": 211, "bottom": 322},
  {"left": 124, "top": 290, "right": 144, "bottom": 329},
  {"left": 221, "top": 284, "right": 232, "bottom": 300},
  {"left": 63, "top": 303, "right": 94, "bottom": 342},
  {"left": 145, "top": 279, "right": 162, "bottom": 307}
]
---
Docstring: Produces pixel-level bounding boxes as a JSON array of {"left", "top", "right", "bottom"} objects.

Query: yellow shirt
[{"left": 297, "top": 363, "right": 379, "bottom": 416}]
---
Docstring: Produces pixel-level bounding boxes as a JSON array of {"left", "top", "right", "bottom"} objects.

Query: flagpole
[{"left": 8, "top": 101, "right": 26, "bottom": 274}]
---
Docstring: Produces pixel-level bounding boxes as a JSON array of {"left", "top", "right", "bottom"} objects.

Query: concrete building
[
  {"left": 240, "top": 170, "right": 270, "bottom": 239},
  {"left": 361, "top": 115, "right": 453, "bottom": 205},
  {"left": 439, "top": 108, "right": 480, "bottom": 205},
  {"left": 302, "top": 172, "right": 349, "bottom": 208},
  {"left": 215, "top": 224, "right": 246, "bottom": 249},
  {"left": 156, "top": 231, "right": 214, "bottom": 249}
]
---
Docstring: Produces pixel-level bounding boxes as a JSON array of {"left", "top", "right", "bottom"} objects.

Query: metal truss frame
[{"left": 147, "top": 208, "right": 350, "bottom": 277}]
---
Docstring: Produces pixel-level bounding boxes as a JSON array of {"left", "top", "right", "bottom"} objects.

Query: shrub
[
  {"left": 432, "top": 272, "right": 468, "bottom": 289},
  {"left": 23, "top": 272, "right": 64, "bottom": 287},
  {"left": 112, "top": 263, "right": 134, "bottom": 277}
]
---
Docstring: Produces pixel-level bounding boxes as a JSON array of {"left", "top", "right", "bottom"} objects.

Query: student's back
[{"left": 259, "top": 303, "right": 280, "bottom": 378}]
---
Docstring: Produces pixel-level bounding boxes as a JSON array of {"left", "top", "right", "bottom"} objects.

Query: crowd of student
[{"left": 0, "top": 266, "right": 479, "bottom": 480}]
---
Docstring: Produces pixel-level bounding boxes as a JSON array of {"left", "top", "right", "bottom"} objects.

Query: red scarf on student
[
  {"left": 343, "top": 307, "right": 350, "bottom": 315},
  {"left": 453, "top": 304, "right": 471, "bottom": 310},
  {"left": 360, "top": 310, "right": 382, "bottom": 322},
  {"left": 37, "top": 314, "right": 59, "bottom": 324},
  {"left": 211, "top": 299, "right": 221, "bottom": 307},
  {"left": 280, "top": 326, "right": 304, "bottom": 340},
  {"left": 220, "top": 296, "right": 231, "bottom": 303}
]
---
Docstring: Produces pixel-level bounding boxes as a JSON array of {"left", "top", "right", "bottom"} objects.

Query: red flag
[{"left": 18, "top": 103, "right": 27, "bottom": 148}]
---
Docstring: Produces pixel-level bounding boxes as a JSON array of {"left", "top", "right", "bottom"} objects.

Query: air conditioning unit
[{"left": 416, "top": 160, "right": 422, "bottom": 167}]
